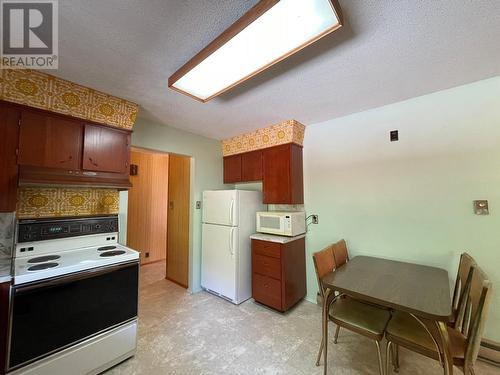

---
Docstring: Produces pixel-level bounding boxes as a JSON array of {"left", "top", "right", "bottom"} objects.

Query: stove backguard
[{"left": 17, "top": 215, "right": 119, "bottom": 243}]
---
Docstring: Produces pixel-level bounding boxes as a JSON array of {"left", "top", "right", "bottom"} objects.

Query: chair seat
[
  {"left": 329, "top": 297, "right": 391, "bottom": 341},
  {"left": 386, "top": 311, "right": 466, "bottom": 363}
]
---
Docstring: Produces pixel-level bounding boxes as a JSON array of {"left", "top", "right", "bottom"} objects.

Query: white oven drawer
[{"left": 8, "top": 321, "right": 137, "bottom": 375}]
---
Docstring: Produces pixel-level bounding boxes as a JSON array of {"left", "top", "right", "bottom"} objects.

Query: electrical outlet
[
  {"left": 145, "top": 252, "right": 150, "bottom": 258},
  {"left": 312, "top": 215, "right": 319, "bottom": 224}
]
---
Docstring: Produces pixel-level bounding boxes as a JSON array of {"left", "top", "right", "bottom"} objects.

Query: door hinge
[{"left": 18, "top": 118, "right": 21, "bottom": 127}]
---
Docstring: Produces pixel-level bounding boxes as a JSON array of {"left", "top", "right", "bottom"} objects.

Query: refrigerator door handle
[
  {"left": 229, "top": 227, "right": 235, "bottom": 256},
  {"left": 229, "top": 199, "right": 234, "bottom": 225}
]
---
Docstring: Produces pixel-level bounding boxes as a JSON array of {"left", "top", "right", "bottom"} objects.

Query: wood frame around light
[{"left": 168, "top": 0, "right": 344, "bottom": 103}]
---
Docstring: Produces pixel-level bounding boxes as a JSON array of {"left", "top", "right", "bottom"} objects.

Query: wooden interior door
[
  {"left": 127, "top": 149, "right": 169, "bottom": 264},
  {"left": 167, "top": 154, "right": 190, "bottom": 288}
]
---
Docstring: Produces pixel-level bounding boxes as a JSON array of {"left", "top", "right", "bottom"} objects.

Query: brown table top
[{"left": 322, "top": 256, "right": 452, "bottom": 321}]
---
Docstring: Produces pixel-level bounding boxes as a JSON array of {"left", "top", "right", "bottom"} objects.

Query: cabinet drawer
[
  {"left": 253, "top": 254, "right": 281, "bottom": 280},
  {"left": 252, "top": 240, "right": 281, "bottom": 259},
  {"left": 252, "top": 274, "right": 281, "bottom": 311}
]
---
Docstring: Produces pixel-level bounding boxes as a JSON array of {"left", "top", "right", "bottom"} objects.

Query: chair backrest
[
  {"left": 463, "top": 266, "right": 492, "bottom": 366},
  {"left": 453, "top": 253, "right": 477, "bottom": 329},
  {"left": 312, "top": 245, "right": 336, "bottom": 298},
  {"left": 332, "top": 239, "right": 349, "bottom": 267}
]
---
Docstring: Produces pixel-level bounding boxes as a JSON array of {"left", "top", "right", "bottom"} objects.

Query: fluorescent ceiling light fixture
[{"left": 168, "top": 0, "right": 343, "bottom": 102}]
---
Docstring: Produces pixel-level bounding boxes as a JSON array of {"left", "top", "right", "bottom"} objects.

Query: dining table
[{"left": 320, "top": 255, "right": 453, "bottom": 375}]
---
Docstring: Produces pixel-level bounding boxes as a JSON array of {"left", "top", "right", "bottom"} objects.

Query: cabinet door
[
  {"left": 0, "top": 281, "right": 10, "bottom": 374},
  {"left": 262, "top": 144, "right": 303, "bottom": 204},
  {"left": 263, "top": 144, "right": 291, "bottom": 204},
  {"left": 18, "top": 111, "right": 82, "bottom": 170},
  {"left": 241, "top": 150, "right": 262, "bottom": 182},
  {"left": 223, "top": 154, "right": 242, "bottom": 183},
  {"left": 82, "top": 125, "right": 130, "bottom": 173},
  {"left": 0, "top": 104, "right": 20, "bottom": 212}
]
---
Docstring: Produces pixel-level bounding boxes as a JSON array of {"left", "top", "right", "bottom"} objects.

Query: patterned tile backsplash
[
  {"left": 222, "top": 119, "right": 305, "bottom": 156},
  {"left": 17, "top": 187, "right": 119, "bottom": 219},
  {"left": 0, "top": 69, "right": 139, "bottom": 130}
]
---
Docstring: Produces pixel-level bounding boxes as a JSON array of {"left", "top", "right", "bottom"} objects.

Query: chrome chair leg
[
  {"left": 386, "top": 341, "right": 393, "bottom": 374},
  {"left": 322, "top": 289, "right": 332, "bottom": 375},
  {"left": 392, "top": 343, "right": 400, "bottom": 372},
  {"left": 333, "top": 325, "right": 340, "bottom": 344},
  {"left": 316, "top": 337, "right": 324, "bottom": 366},
  {"left": 375, "top": 340, "right": 384, "bottom": 375}
]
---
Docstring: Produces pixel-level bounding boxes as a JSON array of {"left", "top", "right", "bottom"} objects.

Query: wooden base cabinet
[
  {"left": 251, "top": 237, "right": 306, "bottom": 312},
  {"left": 0, "top": 281, "right": 10, "bottom": 375}
]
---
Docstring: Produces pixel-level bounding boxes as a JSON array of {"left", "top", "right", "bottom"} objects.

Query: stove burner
[
  {"left": 27, "top": 262, "right": 59, "bottom": 271},
  {"left": 97, "top": 245, "right": 117, "bottom": 251},
  {"left": 100, "top": 250, "right": 126, "bottom": 257},
  {"left": 28, "top": 255, "right": 61, "bottom": 264}
]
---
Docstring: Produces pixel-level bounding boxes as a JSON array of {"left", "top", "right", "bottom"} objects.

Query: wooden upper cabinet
[
  {"left": 262, "top": 143, "right": 304, "bottom": 204},
  {"left": 0, "top": 104, "right": 20, "bottom": 212},
  {"left": 82, "top": 125, "right": 130, "bottom": 174},
  {"left": 18, "top": 110, "right": 82, "bottom": 170},
  {"left": 241, "top": 150, "right": 263, "bottom": 182},
  {"left": 223, "top": 154, "right": 242, "bottom": 184}
]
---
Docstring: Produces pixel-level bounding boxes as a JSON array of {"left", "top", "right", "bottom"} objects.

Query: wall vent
[{"left": 390, "top": 130, "right": 399, "bottom": 142}]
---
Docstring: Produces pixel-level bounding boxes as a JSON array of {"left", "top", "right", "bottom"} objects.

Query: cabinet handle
[
  {"left": 59, "top": 155, "right": 73, "bottom": 163},
  {"left": 88, "top": 157, "right": 98, "bottom": 167}
]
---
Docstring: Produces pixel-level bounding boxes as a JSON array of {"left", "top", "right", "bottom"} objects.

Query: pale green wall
[
  {"left": 303, "top": 76, "right": 500, "bottom": 341},
  {"left": 128, "top": 118, "right": 226, "bottom": 292}
]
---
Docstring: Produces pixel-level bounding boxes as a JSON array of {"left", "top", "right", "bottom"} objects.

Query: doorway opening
[{"left": 126, "top": 147, "right": 191, "bottom": 289}]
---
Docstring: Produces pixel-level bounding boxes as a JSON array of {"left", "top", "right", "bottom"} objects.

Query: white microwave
[{"left": 256, "top": 211, "right": 306, "bottom": 237}]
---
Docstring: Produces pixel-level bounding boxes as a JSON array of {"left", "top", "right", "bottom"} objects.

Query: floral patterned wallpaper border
[
  {"left": 222, "top": 119, "right": 305, "bottom": 156},
  {"left": 0, "top": 69, "right": 139, "bottom": 130},
  {"left": 17, "top": 187, "right": 119, "bottom": 219}
]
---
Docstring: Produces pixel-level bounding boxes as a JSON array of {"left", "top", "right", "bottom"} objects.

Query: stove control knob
[{"left": 95, "top": 224, "right": 102, "bottom": 230}]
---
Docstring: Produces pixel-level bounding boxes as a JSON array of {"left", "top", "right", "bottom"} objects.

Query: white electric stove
[
  {"left": 14, "top": 233, "right": 139, "bottom": 285},
  {"left": 8, "top": 215, "right": 140, "bottom": 375}
]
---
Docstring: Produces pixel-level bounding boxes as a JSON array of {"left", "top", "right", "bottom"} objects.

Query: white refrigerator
[{"left": 202, "top": 190, "right": 264, "bottom": 304}]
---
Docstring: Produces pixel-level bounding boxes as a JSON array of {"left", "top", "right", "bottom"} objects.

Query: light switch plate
[
  {"left": 473, "top": 200, "right": 489, "bottom": 215},
  {"left": 196, "top": 201, "right": 202, "bottom": 209}
]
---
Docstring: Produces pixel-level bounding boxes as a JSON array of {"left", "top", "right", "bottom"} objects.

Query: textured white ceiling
[{"left": 54, "top": 0, "right": 500, "bottom": 139}]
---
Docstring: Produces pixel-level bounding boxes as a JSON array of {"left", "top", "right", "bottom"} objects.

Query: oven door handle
[{"left": 14, "top": 261, "right": 139, "bottom": 293}]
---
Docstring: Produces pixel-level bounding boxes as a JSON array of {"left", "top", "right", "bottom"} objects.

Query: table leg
[
  {"left": 436, "top": 321, "right": 453, "bottom": 375},
  {"left": 322, "top": 288, "right": 332, "bottom": 375}
]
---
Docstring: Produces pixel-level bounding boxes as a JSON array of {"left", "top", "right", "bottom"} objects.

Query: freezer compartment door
[
  {"left": 201, "top": 224, "right": 238, "bottom": 301},
  {"left": 202, "top": 190, "right": 239, "bottom": 226}
]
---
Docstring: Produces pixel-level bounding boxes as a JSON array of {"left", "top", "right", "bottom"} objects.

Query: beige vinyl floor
[{"left": 105, "top": 262, "right": 500, "bottom": 375}]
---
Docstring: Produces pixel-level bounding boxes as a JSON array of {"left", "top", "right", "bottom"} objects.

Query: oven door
[{"left": 7, "top": 262, "right": 139, "bottom": 371}]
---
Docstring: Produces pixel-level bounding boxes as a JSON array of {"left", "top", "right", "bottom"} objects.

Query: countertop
[
  {"left": 0, "top": 257, "right": 12, "bottom": 283},
  {"left": 250, "top": 233, "right": 306, "bottom": 244}
]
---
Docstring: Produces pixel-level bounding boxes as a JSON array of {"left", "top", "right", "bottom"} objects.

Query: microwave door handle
[
  {"left": 229, "top": 199, "right": 234, "bottom": 225},
  {"left": 229, "top": 228, "right": 235, "bottom": 256}
]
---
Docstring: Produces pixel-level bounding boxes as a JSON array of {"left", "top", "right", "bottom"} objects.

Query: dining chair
[
  {"left": 385, "top": 265, "right": 492, "bottom": 375},
  {"left": 387, "top": 252, "right": 477, "bottom": 372},
  {"left": 332, "top": 239, "right": 349, "bottom": 267},
  {"left": 312, "top": 245, "right": 391, "bottom": 375},
  {"left": 450, "top": 253, "right": 476, "bottom": 330}
]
